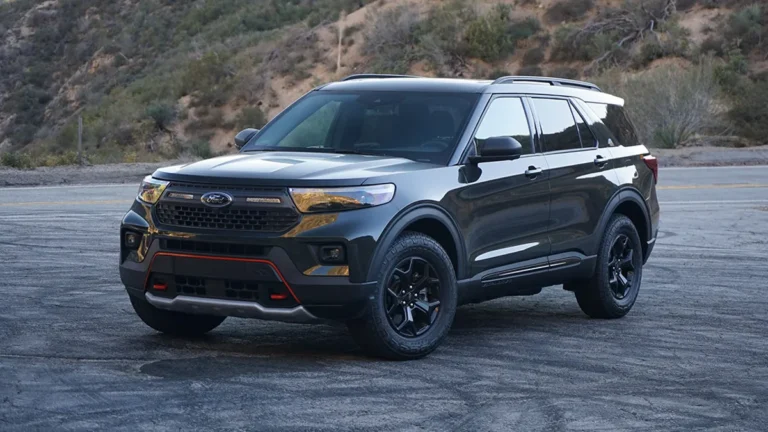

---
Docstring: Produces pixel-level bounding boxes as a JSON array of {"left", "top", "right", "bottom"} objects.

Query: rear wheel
[
  {"left": 129, "top": 294, "right": 226, "bottom": 337},
  {"left": 348, "top": 232, "right": 457, "bottom": 360},
  {"left": 572, "top": 215, "right": 643, "bottom": 318}
]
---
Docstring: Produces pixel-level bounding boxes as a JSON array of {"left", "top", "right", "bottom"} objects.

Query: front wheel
[
  {"left": 572, "top": 215, "right": 644, "bottom": 319},
  {"left": 129, "top": 294, "right": 226, "bottom": 337},
  {"left": 348, "top": 232, "right": 457, "bottom": 360}
]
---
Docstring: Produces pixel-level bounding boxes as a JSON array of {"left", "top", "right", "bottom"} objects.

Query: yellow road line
[
  {"left": 0, "top": 199, "right": 132, "bottom": 207},
  {"left": 658, "top": 184, "right": 768, "bottom": 190}
]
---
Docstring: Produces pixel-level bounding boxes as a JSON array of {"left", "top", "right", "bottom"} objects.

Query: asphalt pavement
[{"left": 1, "top": 166, "right": 767, "bottom": 431}]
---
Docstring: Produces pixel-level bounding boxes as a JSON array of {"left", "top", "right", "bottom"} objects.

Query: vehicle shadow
[{"left": 130, "top": 297, "right": 591, "bottom": 368}]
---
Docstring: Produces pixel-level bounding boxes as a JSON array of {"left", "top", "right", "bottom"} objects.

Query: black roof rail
[
  {"left": 341, "top": 74, "right": 420, "bottom": 81},
  {"left": 491, "top": 76, "right": 602, "bottom": 92}
]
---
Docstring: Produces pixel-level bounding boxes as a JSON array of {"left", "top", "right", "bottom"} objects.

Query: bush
[
  {"left": 544, "top": 0, "right": 594, "bottom": 24},
  {"left": 508, "top": 17, "right": 542, "bottom": 42},
  {"left": 726, "top": 78, "right": 768, "bottom": 143},
  {"left": 187, "top": 139, "right": 213, "bottom": 159},
  {"left": 463, "top": 4, "right": 515, "bottom": 62},
  {"left": 1, "top": 152, "right": 35, "bottom": 169},
  {"left": 145, "top": 102, "right": 177, "bottom": 130},
  {"left": 725, "top": 5, "right": 765, "bottom": 53},
  {"left": 550, "top": 66, "right": 580, "bottom": 79},
  {"left": 486, "top": 67, "right": 511, "bottom": 79},
  {"left": 235, "top": 107, "right": 267, "bottom": 130},
  {"left": 595, "top": 59, "right": 723, "bottom": 148},
  {"left": 362, "top": 4, "right": 421, "bottom": 74},
  {"left": 517, "top": 65, "right": 543, "bottom": 76},
  {"left": 522, "top": 48, "right": 545, "bottom": 66}
]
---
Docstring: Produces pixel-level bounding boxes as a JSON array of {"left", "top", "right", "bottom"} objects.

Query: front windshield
[{"left": 241, "top": 91, "right": 479, "bottom": 165}]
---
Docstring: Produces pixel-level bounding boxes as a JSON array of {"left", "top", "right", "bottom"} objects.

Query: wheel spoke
[
  {"left": 395, "top": 306, "right": 412, "bottom": 331},
  {"left": 384, "top": 256, "right": 442, "bottom": 338},
  {"left": 387, "top": 300, "right": 400, "bottom": 314},
  {"left": 617, "top": 272, "right": 629, "bottom": 292},
  {"left": 413, "top": 299, "right": 440, "bottom": 316},
  {"left": 619, "top": 249, "right": 634, "bottom": 270}
]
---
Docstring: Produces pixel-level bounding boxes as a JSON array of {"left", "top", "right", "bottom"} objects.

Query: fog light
[
  {"left": 319, "top": 245, "right": 345, "bottom": 263},
  {"left": 124, "top": 231, "right": 141, "bottom": 250}
]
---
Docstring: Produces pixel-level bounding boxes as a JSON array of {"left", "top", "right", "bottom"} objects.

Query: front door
[{"left": 446, "top": 97, "right": 551, "bottom": 278}]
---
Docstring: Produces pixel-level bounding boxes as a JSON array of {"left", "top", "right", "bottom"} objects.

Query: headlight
[
  {"left": 137, "top": 176, "right": 169, "bottom": 204},
  {"left": 289, "top": 184, "right": 395, "bottom": 213}
]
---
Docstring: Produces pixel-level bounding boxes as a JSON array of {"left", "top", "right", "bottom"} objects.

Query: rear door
[
  {"left": 452, "top": 96, "right": 551, "bottom": 277},
  {"left": 529, "top": 97, "right": 617, "bottom": 260}
]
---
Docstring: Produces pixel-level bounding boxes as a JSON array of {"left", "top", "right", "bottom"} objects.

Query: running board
[{"left": 481, "top": 256, "right": 583, "bottom": 286}]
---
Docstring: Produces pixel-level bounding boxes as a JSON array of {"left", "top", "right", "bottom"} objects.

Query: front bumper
[{"left": 119, "top": 198, "right": 392, "bottom": 322}]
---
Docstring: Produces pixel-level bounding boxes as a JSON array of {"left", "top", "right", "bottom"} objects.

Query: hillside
[{"left": 0, "top": 0, "right": 767, "bottom": 168}]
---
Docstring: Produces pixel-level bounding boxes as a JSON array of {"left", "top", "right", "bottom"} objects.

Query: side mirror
[
  {"left": 234, "top": 128, "right": 259, "bottom": 150},
  {"left": 469, "top": 136, "right": 523, "bottom": 163}
]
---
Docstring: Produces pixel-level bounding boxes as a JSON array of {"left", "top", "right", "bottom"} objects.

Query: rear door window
[
  {"left": 531, "top": 98, "right": 582, "bottom": 152},
  {"left": 571, "top": 104, "right": 597, "bottom": 148},
  {"left": 587, "top": 103, "right": 641, "bottom": 147}
]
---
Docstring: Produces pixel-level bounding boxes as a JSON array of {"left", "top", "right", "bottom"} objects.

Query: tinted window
[
  {"left": 474, "top": 97, "right": 533, "bottom": 155},
  {"left": 571, "top": 104, "right": 597, "bottom": 148},
  {"left": 532, "top": 98, "right": 582, "bottom": 152},
  {"left": 243, "top": 91, "right": 479, "bottom": 165},
  {"left": 587, "top": 103, "right": 640, "bottom": 147}
]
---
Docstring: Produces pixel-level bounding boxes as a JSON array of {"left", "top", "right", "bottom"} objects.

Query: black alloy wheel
[
  {"left": 384, "top": 257, "right": 442, "bottom": 337},
  {"left": 571, "top": 214, "right": 643, "bottom": 319},
  {"left": 607, "top": 234, "right": 636, "bottom": 300}
]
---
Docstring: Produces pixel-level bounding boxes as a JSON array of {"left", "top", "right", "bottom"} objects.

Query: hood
[{"left": 152, "top": 151, "right": 438, "bottom": 187}]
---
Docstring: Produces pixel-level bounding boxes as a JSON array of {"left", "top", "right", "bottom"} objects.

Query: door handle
[
  {"left": 525, "top": 166, "right": 544, "bottom": 178},
  {"left": 594, "top": 155, "right": 607, "bottom": 167}
]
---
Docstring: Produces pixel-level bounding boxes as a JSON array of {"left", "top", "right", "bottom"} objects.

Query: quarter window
[
  {"left": 532, "top": 98, "right": 582, "bottom": 152},
  {"left": 474, "top": 98, "right": 533, "bottom": 155},
  {"left": 587, "top": 103, "right": 641, "bottom": 147}
]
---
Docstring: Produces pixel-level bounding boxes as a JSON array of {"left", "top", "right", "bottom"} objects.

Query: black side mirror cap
[
  {"left": 469, "top": 136, "right": 523, "bottom": 164},
  {"left": 234, "top": 128, "right": 259, "bottom": 150}
]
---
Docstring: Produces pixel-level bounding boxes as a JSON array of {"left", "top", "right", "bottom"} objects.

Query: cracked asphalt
[{"left": 1, "top": 166, "right": 767, "bottom": 431}]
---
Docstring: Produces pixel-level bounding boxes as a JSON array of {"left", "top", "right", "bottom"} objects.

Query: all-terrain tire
[
  {"left": 572, "top": 214, "right": 644, "bottom": 319},
  {"left": 129, "top": 294, "right": 226, "bottom": 337},
  {"left": 347, "top": 232, "right": 458, "bottom": 360}
]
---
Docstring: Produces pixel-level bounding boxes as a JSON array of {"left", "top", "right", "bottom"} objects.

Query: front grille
[
  {"left": 150, "top": 274, "right": 298, "bottom": 308},
  {"left": 160, "top": 239, "right": 269, "bottom": 256},
  {"left": 156, "top": 203, "right": 299, "bottom": 232}
]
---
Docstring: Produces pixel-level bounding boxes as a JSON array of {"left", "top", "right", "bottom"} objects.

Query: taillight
[{"left": 643, "top": 155, "right": 658, "bottom": 184}]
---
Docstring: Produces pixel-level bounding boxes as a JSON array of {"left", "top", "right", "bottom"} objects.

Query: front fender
[{"left": 365, "top": 203, "right": 467, "bottom": 282}]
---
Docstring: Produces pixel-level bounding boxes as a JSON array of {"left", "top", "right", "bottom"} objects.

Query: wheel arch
[
  {"left": 596, "top": 188, "right": 652, "bottom": 259},
  {"left": 366, "top": 203, "right": 466, "bottom": 282}
]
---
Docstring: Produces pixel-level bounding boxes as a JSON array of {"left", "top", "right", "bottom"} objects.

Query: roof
[{"left": 318, "top": 75, "right": 624, "bottom": 106}]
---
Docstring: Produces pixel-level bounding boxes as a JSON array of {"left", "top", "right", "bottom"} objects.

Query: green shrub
[
  {"left": 725, "top": 5, "right": 765, "bottom": 53},
  {"left": 595, "top": 59, "right": 723, "bottom": 148},
  {"left": 522, "top": 47, "right": 545, "bottom": 66},
  {"left": 508, "top": 17, "right": 541, "bottom": 42},
  {"left": 726, "top": 78, "right": 768, "bottom": 143},
  {"left": 550, "top": 66, "right": 580, "bottom": 79},
  {"left": 145, "top": 102, "right": 177, "bottom": 130},
  {"left": 1, "top": 152, "right": 35, "bottom": 169},
  {"left": 486, "top": 67, "right": 511, "bottom": 79},
  {"left": 187, "top": 139, "right": 213, "bottom": 159},
  {"left": 517, "top": 65, "right": 543, "bottom": 76},
  {"left": 235, "top": 107, "right": 268, "bottom": 130},
  {"left": 544, "top": 0, "right": 594, "bottom": 24},
  {"left": 362, "top": 4, "right": 420, "bottom": 74},
  {"left": 463, "top": 4, "right": 515, "bottom": 62}
]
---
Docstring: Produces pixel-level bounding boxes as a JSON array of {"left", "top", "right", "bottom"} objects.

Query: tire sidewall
[
  {"left": 597, "top": 215, "right": 643, "bottom": 313},
  {"left": 365, "top": 233, "right": 458, "bottom": 358}
]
